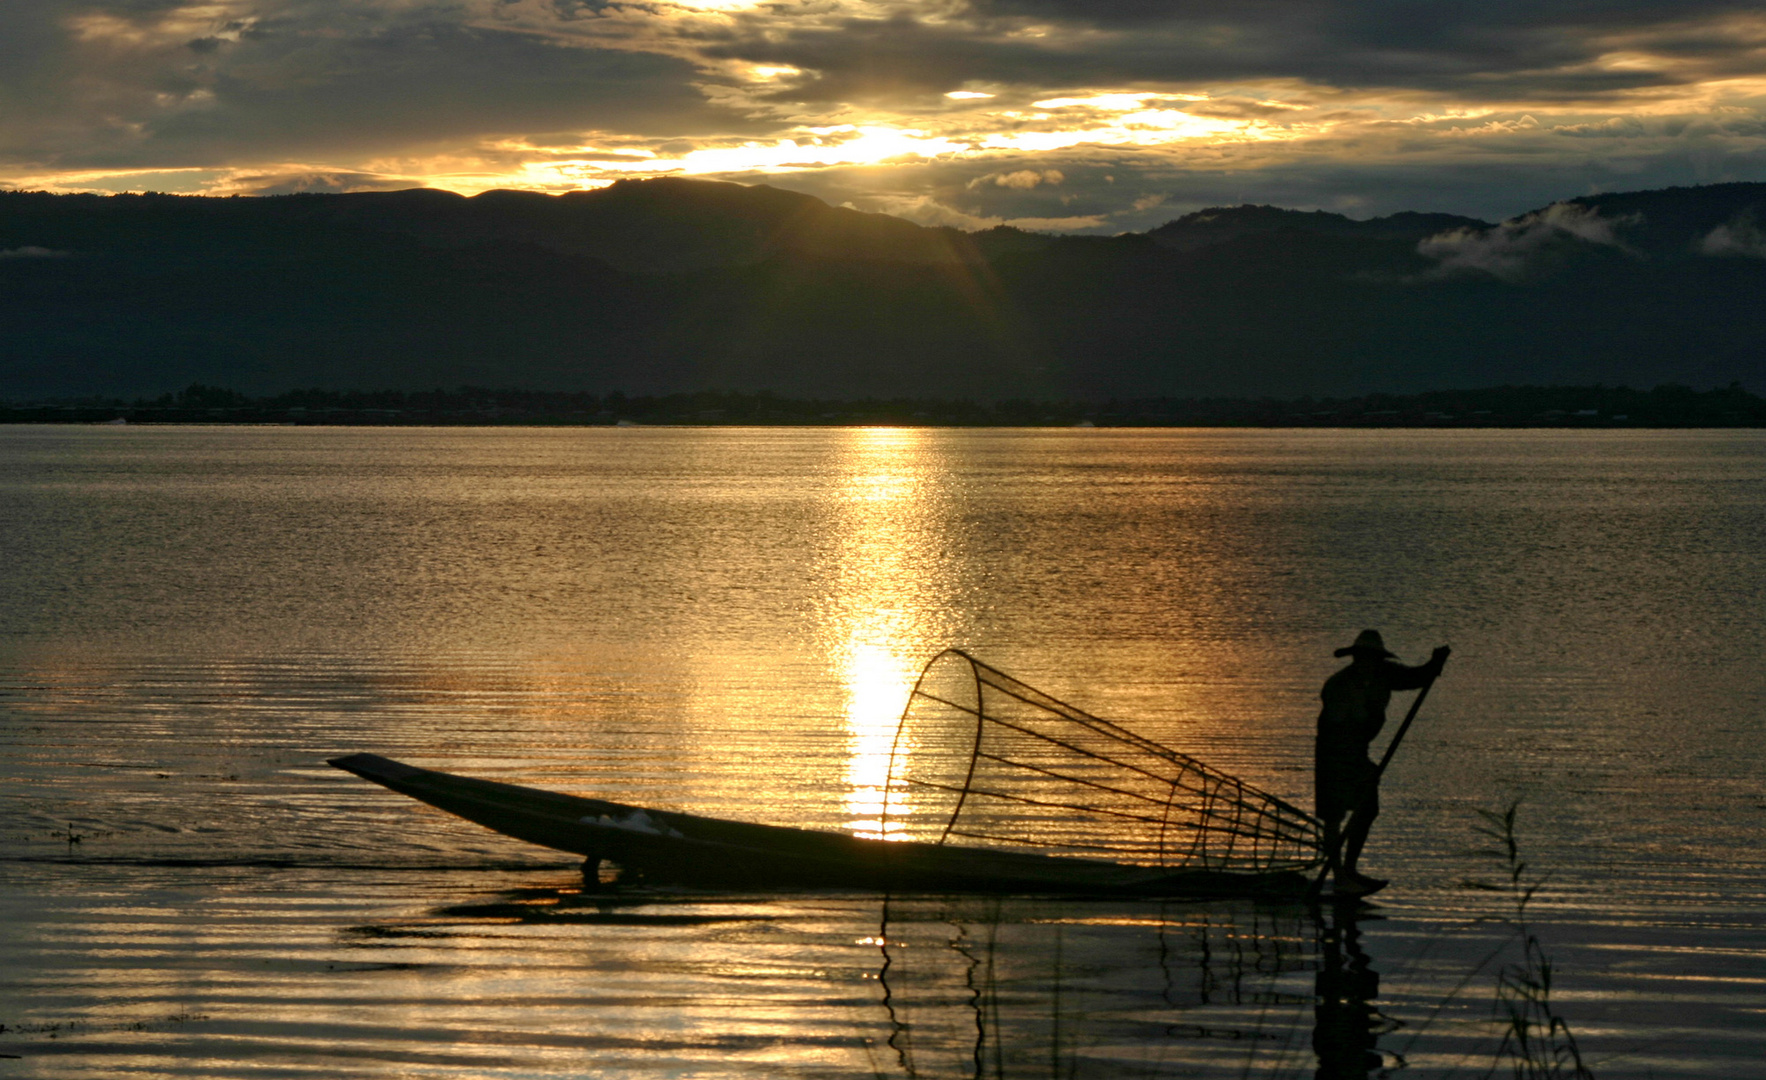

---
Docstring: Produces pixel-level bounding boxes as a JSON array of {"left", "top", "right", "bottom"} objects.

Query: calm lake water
[{"left": 2, "top": 425, "right": 1763, "bottom": 1078}]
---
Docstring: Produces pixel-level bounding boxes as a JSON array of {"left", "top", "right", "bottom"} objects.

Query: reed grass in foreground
[{"left": 1465, "top": 802, "right": 1596, "bottom": 1080}]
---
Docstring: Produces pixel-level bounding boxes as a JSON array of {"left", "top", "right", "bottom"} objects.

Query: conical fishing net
[{"left": 883, "top": 650, "right": 1322, "bottom": 874}]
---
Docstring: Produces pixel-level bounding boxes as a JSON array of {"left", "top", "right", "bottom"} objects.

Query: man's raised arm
[{"left": 1388, "top": 646, "right": 1451, "bottom": 690}]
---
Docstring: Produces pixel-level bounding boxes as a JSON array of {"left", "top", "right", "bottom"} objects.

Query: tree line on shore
[{"left": 5, "top": 382, "right": 1762, "bottom": 427}]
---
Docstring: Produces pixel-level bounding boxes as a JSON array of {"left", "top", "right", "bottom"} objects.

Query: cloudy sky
[{"left": 4, "top": 0, "right": 1765, "bottom": 231}]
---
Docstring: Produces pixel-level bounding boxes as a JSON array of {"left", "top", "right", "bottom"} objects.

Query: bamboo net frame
[{"left": 882, "top": 650, "right": 1322, "bottom": 874}]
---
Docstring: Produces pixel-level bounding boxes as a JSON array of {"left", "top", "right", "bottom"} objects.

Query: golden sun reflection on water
[
  {"left": 828, "top": 428, "right": 940, "bottom": 838},
  {"left": 840, "top": 640, "right": 909, "bottom": 838}
]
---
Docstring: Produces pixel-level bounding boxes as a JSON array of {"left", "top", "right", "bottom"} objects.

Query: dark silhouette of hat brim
[{"left": 1336, "top": 629, "right": 1396, "bottom": 658}]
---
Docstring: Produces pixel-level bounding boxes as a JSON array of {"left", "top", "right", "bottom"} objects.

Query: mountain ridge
[
  {"left": 3, "top": 178, "right": 1764, "bottom": 399},
  {"left": 1145, "top": 204, "right": 1490, "bottom": 252}
]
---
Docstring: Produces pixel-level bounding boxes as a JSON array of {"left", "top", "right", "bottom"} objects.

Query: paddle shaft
[
  {"left": 1309, "top": 657, "right": 1446, "bottom": 897},
  {"left": 1373, "top": 665, "right": 1441, "bottom": 779}
]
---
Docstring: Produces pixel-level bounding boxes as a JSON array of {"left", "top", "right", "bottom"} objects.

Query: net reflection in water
[{"left": 875, "top": 896, "right": 1319, "bottom": 1079}]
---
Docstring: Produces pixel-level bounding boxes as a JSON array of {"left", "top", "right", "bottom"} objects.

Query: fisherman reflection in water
[
  {"left": 1314, "top": 906, "right": 1394, "bottom": 1078},
  {"left": 1318, "top": 630, "right": 1450, "bottom": 895}
]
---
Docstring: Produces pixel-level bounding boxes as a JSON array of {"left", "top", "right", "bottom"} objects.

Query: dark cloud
[
  {"left": 142, "top": 22, "right": 729, "bottom": 161},
  {"left": 0, "top": 1, "right": 759, "bottom": 172},
  {"left": 710, "top": 16, "right": 992, "bottom": 105},
  {"left": 711, "top": 0, "right": 1766, "bottom": 104},
  {"left": 970, "top": 0, "right": 1760, "bottom": 37},
  {"left": 1554, "top": 117, "right": 1652, "bottom": 138},
  {"left": 226, "top": 170, "right": 423, "bottom": 194},
  {"left": 1185, "top": 99, "right": 1307, "bottom": 120}
]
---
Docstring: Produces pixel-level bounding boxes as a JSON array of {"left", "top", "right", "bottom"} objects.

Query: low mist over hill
[{"left": 3, "top": 178, "right": 1764, "bottom": 399}]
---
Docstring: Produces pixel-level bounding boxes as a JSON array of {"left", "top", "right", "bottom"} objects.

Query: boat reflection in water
[
  {"left": 870, "top": 895, "right": 1388, "bottom": 1079},
  {"left": 397, "top": 881, "right": 1391, "bottom": 1079}
]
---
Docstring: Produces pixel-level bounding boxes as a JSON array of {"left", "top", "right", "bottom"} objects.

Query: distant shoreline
[
  {"left": 5, "top": 382, "right": 1763, "bottom": 428},
  {"left": 8, "top": 416, "right": 1765, "bottom": 429}
]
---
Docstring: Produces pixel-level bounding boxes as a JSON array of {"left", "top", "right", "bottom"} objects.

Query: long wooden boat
[{"left": 330, "top": 753, "right": 1311, "bottom": 898}]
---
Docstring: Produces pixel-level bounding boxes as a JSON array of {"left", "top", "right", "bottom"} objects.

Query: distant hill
[
  {"left": 1146, "top": 205, "right": 1489, "bottom": 252},
  {"left": 3, "top": 178, "right": 1764, "bottom": 399},
  {"left": 285, "top": 178, "right": 989, "bottom": 272}
]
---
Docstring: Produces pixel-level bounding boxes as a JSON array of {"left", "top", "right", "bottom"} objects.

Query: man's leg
[{"left": 1342, "top": 784, "right": 1379, "bottom": 874}]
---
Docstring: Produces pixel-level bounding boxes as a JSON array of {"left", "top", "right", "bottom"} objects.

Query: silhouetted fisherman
[{"left": 1317, "top": 630, "right": 1449, "bottom": 895}]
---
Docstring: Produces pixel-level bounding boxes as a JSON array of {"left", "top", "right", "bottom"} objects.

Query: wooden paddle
[{"left": 1307, "top": 649, "right": 1448, "bottom": 901}]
